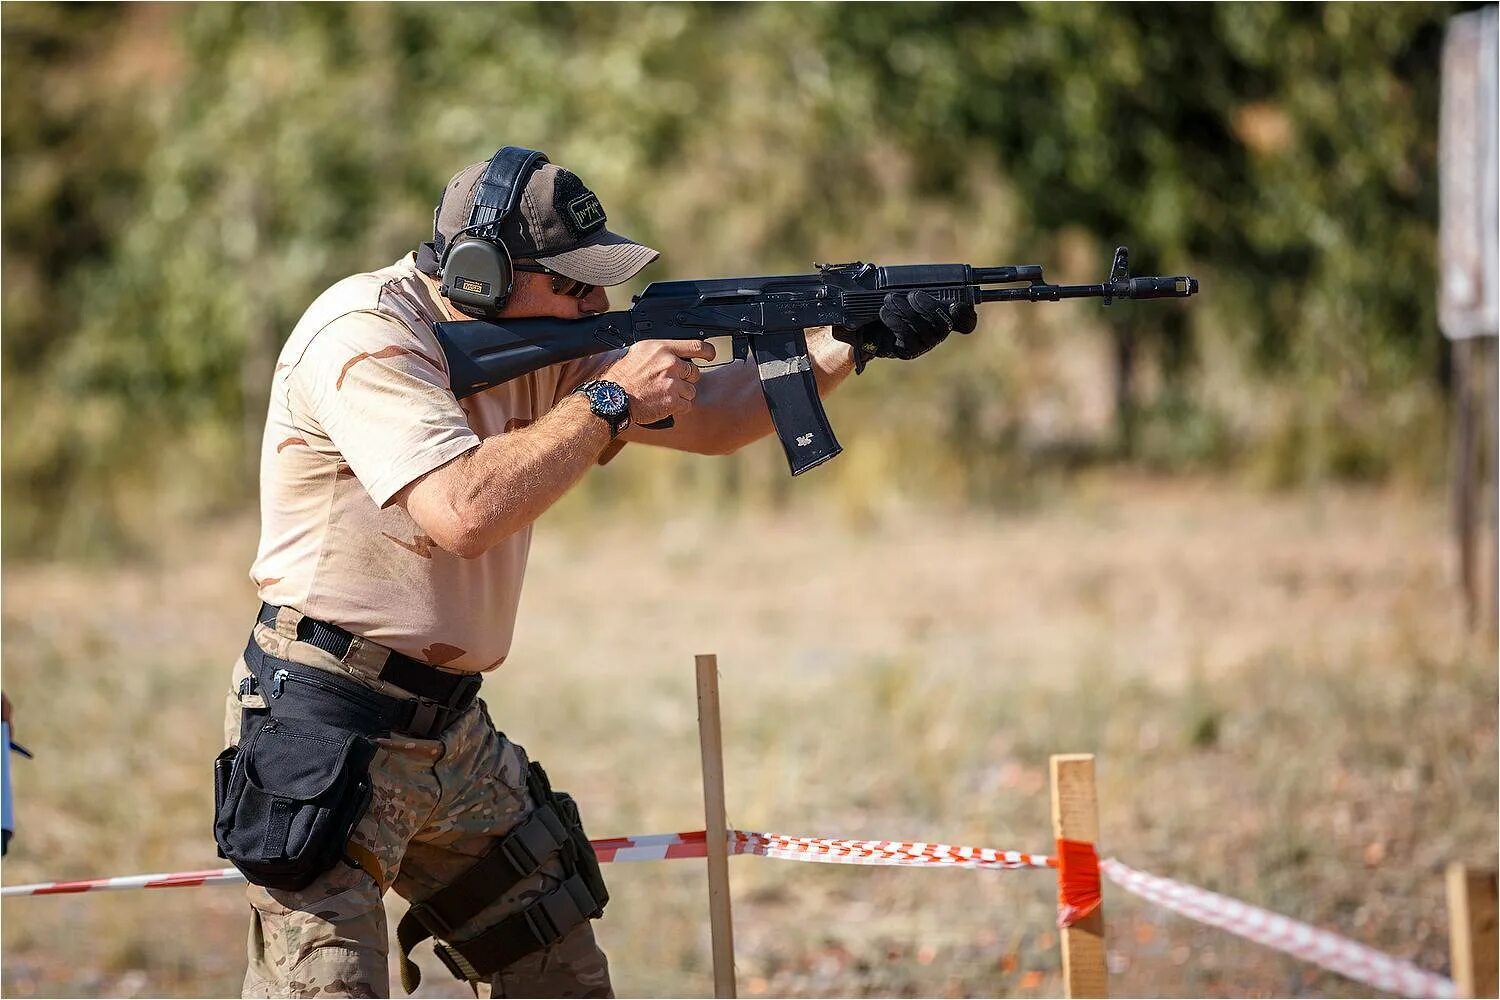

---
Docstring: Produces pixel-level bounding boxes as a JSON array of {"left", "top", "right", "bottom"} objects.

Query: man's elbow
[
  {"left": 405, "top": 489, "right": 496, "bottom": 559},
  {"left": 711, "top": 437, "right": 752, "bottom": 457},
  {"left": 445, "top": 519, "right": 492, "bottom": 559},
  {"left": 413, "top": 508, "right": 485, "bottom": 559},
  {"left": 708, "top": 424, "right": 769, "bottom": 456},
  {"left": 685, "top": 416, "right": 763, "bottom": 456}
]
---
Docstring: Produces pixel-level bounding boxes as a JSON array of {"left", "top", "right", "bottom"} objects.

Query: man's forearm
[
  {"left": 404, "top": 394, "right": 610, "bottom": 557},
  {"left": 618, "top": 326, "right": 854, "bottom": 455}
]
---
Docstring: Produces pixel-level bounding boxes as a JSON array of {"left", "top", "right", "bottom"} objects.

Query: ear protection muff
[{"left": 439, "top": 146, "right": 548, "bottom": 319}]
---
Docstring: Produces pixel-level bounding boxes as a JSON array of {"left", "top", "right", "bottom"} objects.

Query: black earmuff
[{"left": 439, "top": 146, "right": 548, "bottom": 319}]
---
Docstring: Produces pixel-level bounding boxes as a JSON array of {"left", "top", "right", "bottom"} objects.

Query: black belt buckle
[
  {"left": 405, "top": 699, "right": 448, "bottom": 738},
  {"left": 447, "top": 672, "right": 483, "bottom": 710},
  {"left": 404, "top": 674, "right": 480, "bottom": 737}
]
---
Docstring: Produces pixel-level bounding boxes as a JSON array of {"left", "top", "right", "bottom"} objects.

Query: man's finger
[
  {"left": 879, "top": 293, "right": 918, "bottom": 329},
  {"left": 950, "top": 300, "right": 978, "bottom": 335},
  {"left": 906, "top": 291, "right": 955, "bottom": 332},
  {"left": 660, "top": 340, "right": 716, "bottom": 361}
]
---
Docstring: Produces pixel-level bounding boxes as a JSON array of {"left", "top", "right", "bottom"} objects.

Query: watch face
[{"left": 593, "top": 381, "right": 627, "bottom": 416}]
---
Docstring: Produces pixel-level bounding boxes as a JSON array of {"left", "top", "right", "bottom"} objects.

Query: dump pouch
[{"left": 213, "top": 717, "right": 375, "bottom": 891}]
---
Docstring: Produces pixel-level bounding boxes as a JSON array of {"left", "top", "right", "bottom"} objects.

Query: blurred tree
[
  {"left": 811, "top": 2, "right": 1460, "bottom": 467},
  {"left": 810, "top": 0, "right": 1464, "bottom": 470},
  {"left": 0, "top": 2, "right": 1469, "bottom": 556}
]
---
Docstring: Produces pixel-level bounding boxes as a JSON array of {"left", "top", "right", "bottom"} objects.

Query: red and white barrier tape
[
  {"left": 0, "top": 829, "right": 1053, "bottom": 897},
  {"left": 0, "top": 867, "right": 247, "bottom": 896},
  {"left": 1, "top": 831, "right": 1456, "bottom": 999},
  {"left": 741, "top": 831, "right": 1053, "bottom": 871},
  {"left": 1101, "top": 858, "right": 1457, "bottom": 999}
]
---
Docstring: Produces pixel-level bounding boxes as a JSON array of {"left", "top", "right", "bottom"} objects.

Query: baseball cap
[{"left": 418, "top": 158, "right": 659, "bottom": 287}]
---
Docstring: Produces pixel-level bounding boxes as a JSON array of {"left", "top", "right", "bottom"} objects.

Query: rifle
[{"left": 433, "top": 246, "right": 1199, "bottom": 475}]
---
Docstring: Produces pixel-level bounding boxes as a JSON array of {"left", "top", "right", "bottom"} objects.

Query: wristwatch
[{"left": 574, "top": 379, "right": 631, "bottom": 438}]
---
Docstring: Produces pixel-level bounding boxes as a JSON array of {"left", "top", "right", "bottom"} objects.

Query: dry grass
[{"left": 1, "top": 473, "right": 1494, "bottom": 998}]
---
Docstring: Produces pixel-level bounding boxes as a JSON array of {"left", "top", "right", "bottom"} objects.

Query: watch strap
[{"left": 575, "top": 380, "right": 630, "bottom": 438}]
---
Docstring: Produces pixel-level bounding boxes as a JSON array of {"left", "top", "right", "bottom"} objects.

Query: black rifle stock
[{"left": 432, "top": 246, "right": 1199, "bottom": 475}]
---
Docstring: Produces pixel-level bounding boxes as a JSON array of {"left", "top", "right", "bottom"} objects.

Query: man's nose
[{"left": 581, "top": 285, "right": 610, "bottom": 314}]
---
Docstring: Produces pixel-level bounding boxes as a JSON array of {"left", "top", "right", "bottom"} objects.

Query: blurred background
[{"left": 1, "top": 3, "right": 1496, "bottom": 998}]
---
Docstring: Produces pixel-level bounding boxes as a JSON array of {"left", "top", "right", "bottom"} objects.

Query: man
[{"left": 219, "top": 147, "right": 974, "bottom": 999}]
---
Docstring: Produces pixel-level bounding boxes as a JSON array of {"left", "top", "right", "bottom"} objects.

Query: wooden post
[
  {"left": 1050, "top": 754, "right": 1109, "bottom": 998},
  {"left": 696, "top": 654, "right": 737, "bottom": 998},
  {"left": 1447, "top": 864, "right": 1498, "bottom": 999},
  {"left": 1453, "top": 338, "right": 1480, "bottom": 628},
  {"left": 1480, "top": 338, "right": 1498, "bottom": 637}
]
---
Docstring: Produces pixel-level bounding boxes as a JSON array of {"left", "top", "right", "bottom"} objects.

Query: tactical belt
[
  {"left": 258, "top": 603, "right": 476, "bottom": 705},
  {"left": 249, "top": 606, "right": 482, "bottom": 741},
  {"left": 395, "top": 805, "right": 596, "bottom": 991}
]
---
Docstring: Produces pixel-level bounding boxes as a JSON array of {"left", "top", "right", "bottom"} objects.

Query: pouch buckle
[
  {"left": 498, "top": 806, "right": 567, "bottom": 878},
  {"left": 523, "top": 874, "right": 590, "bottom": 948}
]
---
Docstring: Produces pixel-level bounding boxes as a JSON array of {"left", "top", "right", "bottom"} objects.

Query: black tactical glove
[{"left": 835, "top": 290, "right": 979, "bottom": 373}]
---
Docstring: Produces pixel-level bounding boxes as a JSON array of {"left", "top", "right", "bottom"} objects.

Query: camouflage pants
[{"left": 224, "top": 613, "right": 612, "bottom": 999}]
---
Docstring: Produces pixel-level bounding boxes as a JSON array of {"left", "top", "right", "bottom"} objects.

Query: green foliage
[{"left": 1, "top": 2, "right": 1466, "bottom": 556}]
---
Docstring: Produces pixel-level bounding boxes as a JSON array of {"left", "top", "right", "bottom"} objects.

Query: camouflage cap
[{"left": 423, "top": 158, "right": 659, "bottom": 287}]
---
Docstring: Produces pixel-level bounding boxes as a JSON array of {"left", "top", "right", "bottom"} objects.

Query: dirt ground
[{"left": 1, "top": 473, "right": 1494, "bottom": 998}]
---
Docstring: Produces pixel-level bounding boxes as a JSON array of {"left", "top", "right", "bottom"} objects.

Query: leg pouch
[
  {"left": 528, "top": 763, "right": 609, "bottom": 917},
  {"left": 214, "top": 716, "right": 376, "bottom": 891}
]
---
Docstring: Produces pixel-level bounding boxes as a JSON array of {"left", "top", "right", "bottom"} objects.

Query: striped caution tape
[
  {"left": 0, "top": 831, "right": 1456, "bottom": 999},
  {"left": 740, "top": 831, "right": 1054, "bottom": 871},
  {"left": 1101, "top": 857, "right": 1457, "bottom": 999},
  {"left": 1, "top": 867, "right": 247, "bottom": 896},
  {"left": 0, "top": 829, "right": 1053, "bottom": 897}
]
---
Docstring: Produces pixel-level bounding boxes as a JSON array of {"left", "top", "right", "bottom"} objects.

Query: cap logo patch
[{"left": 567, "top": 193, "right": 606, "bottom": 232}]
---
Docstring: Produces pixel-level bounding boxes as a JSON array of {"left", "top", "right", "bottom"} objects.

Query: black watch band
[{"left": 574, "top": 380, "right": 631, "bottom": 439}]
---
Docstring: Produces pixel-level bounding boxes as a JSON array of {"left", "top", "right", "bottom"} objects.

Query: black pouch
[
  {"left": 527, "top": 762, "right": 608, "bottom": 917},
  {"left": 213, "top": 717, "right": 376, "bottom": 891}
]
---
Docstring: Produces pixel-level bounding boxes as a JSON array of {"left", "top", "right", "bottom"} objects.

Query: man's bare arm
[
  {"left": 399, "top": 338, "right": 709, "bottom": 557},
  {"left": 616, "top": 326, "right": 855, "bottom": 456},
  {"left": 396, "top": 394, "right": 610, "bottom": 558}
]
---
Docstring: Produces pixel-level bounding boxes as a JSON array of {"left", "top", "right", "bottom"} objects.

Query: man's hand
[
  {"left": 604, "top": 340, "right": 716, "bottom": 424},
  {"left": 834, "top": 291, "right": 978, "bottom": 373}
]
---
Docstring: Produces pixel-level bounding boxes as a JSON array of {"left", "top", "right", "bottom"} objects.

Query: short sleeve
[{"left": 287, "top": 311, "right": 481, "bottom": 507}]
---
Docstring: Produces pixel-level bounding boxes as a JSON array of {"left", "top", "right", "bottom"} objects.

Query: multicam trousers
[{"left": 223, "top": 614, "right": 613, "bottom": 999}]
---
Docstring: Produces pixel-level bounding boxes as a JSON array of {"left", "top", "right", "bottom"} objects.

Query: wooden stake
[
  {"left": 696, "top": 654, "right": 737, "bottom": 998},
  {"left": 1447, "top": 864, "right": 1498, "bottom": 999},
  {"left": 1050, "top": 753, "right": 1109, "bottom": 998},
  {"left": 1480, "top": 337, "right": 1498, "bottom": 638}
]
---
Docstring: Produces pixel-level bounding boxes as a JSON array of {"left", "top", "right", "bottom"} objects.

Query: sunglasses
[{"left": 513, "top": 262, "right": 598, "bottom": 300}]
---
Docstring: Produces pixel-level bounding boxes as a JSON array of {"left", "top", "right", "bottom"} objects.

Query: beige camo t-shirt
[{"left": 250, "top": 253, "right": 615, "bottom": 672}]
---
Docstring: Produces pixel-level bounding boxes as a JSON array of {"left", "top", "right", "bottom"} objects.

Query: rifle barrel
[
  {"left": 977, "top": 275, "right": 1197, "bottom": 304},
  {"left": 977, "top": 283, "right": 1106, "bottom": 303}
]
